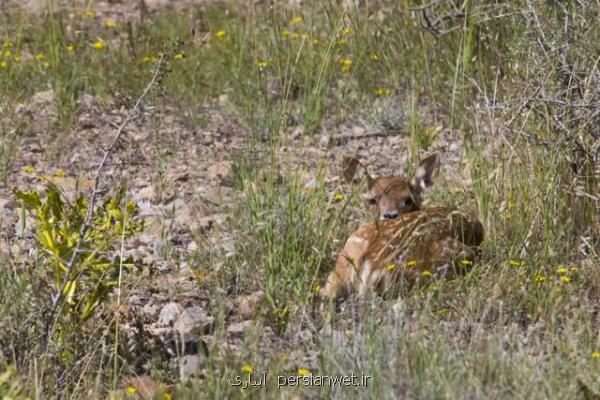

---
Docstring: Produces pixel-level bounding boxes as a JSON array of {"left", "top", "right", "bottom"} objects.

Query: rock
[
  {"left": 157, "top": 302, "right": 182, "bottom": 327},
  {"left": 199, "top": 131, "right": 214, "bottom": 146},
  {"left": 174, "top": 307, "right": 214, "bottom": 335},
  {"left": 141, "top": 302, "right": 160, "bottom": 319},
  {"left": 175, "top": 204, "right": 198, "bottom": 230},
  {"left": 227, "top": 320, "right": 253, "bottom": 336},
  {"left": 144, "top": 0, "right": 170, "bottom": 10},
  {"left": 78, "top": 114, "right": 96, "bottom": 129},
  {"left": 234, "top": 291, "right": 264, "bottom": 320},
  {"left": 296, "top": 329, "right": 313, "bottom": 344},
  {"left": 43, "top": 176, "right": 94, "bottom": 203},
  {"left": 187, "top": 240, "right": 199, "bottom": 252},
  {"left": 76, "top": 93, "right": 96, "bottom": 109},
  {"left": 127, "top": 295, "right": 145, "bottom": 307},
  {"left": 351, "top": 125, "right": 365, "bottom": 136},
  {"left": 136, "top": 185, "right": 157, "bottom": 202},
  {"left": 206, "top": 161, "right": 231, "bottom": 181},
  {"left": 179, "top": 354, "right": 205, "bottom": 379},
  {"left": 165, "top": 198, "right": 186, "bottom": 214},
  {"left": 31, "top": 88, "right": 57, "bottom": 116}
]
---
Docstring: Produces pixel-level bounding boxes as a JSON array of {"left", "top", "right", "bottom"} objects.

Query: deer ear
[{"left": 410, "top": 153, "right": 440, "bottom": 193}]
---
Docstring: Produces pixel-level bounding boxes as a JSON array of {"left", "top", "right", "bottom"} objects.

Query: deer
[{"left": 321, "top": 153, "right": 484, "bottom": 300}]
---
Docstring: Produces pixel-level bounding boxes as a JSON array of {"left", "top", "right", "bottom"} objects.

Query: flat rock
[
  {"left": 227, "top": 320, "right": 253, "bottom": 336},
  {"left": 174, "top": 306, "right": 214, "bottom": 335},
  {"left": 157, "top": 302, "right": 182, "bottom": 327},
  {"left": 179, "top": 354, "right": 205, "bottom": 379},
  {"left": 141, "top": 302, "right": 160, "bottom": 319},
  {"left": 234, "top": 291, "right": 264, "bottom": 320}
]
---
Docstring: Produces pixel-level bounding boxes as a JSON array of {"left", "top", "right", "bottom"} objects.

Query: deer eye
[{"left": 367, "top": 198, "right": 377, "bottom": 205}]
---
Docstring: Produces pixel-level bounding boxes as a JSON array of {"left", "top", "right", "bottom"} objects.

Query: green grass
[{"left": 1, "top": 1, "right": 599, "bottom": 399}]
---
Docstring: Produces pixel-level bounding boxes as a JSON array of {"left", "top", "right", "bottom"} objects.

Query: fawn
[{"left": 322, "top": 153, "right": 484, "bottom": 300}]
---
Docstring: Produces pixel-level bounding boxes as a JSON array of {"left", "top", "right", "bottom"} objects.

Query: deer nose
[{"left": 382, "top": 211, "right": 399, "bottom": 220}]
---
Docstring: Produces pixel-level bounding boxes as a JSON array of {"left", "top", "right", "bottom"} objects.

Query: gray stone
[
  {"left": 157, "top": 302, "right": 181, "bottom": 327},
  {"left": 141, "top": 302, "right": 160, "bottom": 319},
  {"left": 227, "top": 320, "right": 253, "bottom": 336},
  {"left": 179, "top": 354, "right": 205, "bottom": 379},
  {"left": 174, "top": 306, "right": 214, "bottom": 335},
  {"left": 235, "top": 291, "right": 264, "bottom": 320}
]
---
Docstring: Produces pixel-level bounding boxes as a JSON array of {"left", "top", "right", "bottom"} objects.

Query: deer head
[{"left": 345, "top": 153, "right": 441, "bottom": 220}]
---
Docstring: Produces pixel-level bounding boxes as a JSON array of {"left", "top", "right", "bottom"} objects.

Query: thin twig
[{"left": 40, "top": 54, "right": 165, "bottom": 354}]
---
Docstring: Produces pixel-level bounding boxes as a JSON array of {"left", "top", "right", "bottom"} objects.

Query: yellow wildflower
[
  {"left": 290, "top": 16, "right": 303, "bottom": 25},
  {"left": 313, "top": 284, "right": 321, "bottom": 293},
  {"left": 105, "top": 19, "right": 117, "bottom": 29},
  {"left": 387, "top": 263, "right": 396, "bottom": 272},
  {"left": 35, "top": 53, "right": 45, "bottom": 60},
  {"left": 3, "top": 50, "right": 11, "bottom": 58},
  {"left": 370, "top": 53, "right": 379, "bottom": 61},
  {"left": 2, "top": 40, "right": 11, "bottom": 48},
  {"left": 53, "top": 169, "right": 66, "bottom": 177},
  {"left": 162, "top": 394, "right": 172, "bottom": 400},
  {"left": 570, "top": 265, "right": 578, "bottom": 272},
  {"left": 85, "top": 10, "right": 94, "bottom": 18},
  {"left": 340, "top": 57, "right": 352, "bottom": 73},
  {"left": 509, "top": 260, "right": 525, "bottom": 267},
  {"left": 282, "top": 30, "right": 291, "bottom": 39},
  {"left": 143, "top": 55, "right": 156, "bottom": 63},
  {"left": 23, "top": 166, "right": 36, "bottom": 173},
  {"left": 174, "top": 53, "right": 184, "bottom": 60},
  {"left": 301, "top": 33, "right": 310, "bottom": 41},
  {"left": 241, "top": 364, "right": 254, "bottom": 374},
  {"left": 92, "top": 40, "right": 105, "bottom": 50},
  {"left": 297, "top": 368, "right": 311, "bottom": 376},
  {"left": 256, "top": 60, "right": 268, "bottom": 71},
  {"left": 592, "top": 352, "right": 600, "bottom": 359},
  {"left": 125, "top": 386, "right": 137, "bottom": 396},
  {"left": 14, "top": 55, "right": 21, "bottom": 62},
  {"left": 556, "top": 267, "right": 568, "bottom": 275},
  {"left": 342, "top": 27, "right": 352, "bottom": 35},
  {"left": 406, "top": 260, "right": 417, "bottom": 267},
  {"left": 374, "top": 87, "right": 391, "bottom": 96},
  {"left": 312, "top": 38, "right": 320, "bottom": 46},
  {"left": 559, "top": 276, "right": 571, "bottom": 283},
  {"left": 215, "top": 30, "right": 227, "bottom": 39},
  {"left": 65, "top": 44, "right": 75, "bottom": 53},
  {"left": 535, "top": 275, "right": 546, "bottom": 283},
  {"left": 0, "top": 61, "right": 6, "bottom": 68},
  {"left": 422, "top": 270, "right": 432, "bottom": 278},
  {"left": 334, "top": 193, "right": 344, "bottom": 202},
  {"left": 290, "top": 32, "right": 299, "bottom": 40},
  {"left": 460, "top": 259, "right": 473, "bottom": 266},
  {"left": 42, "top": 61, "right": 50, "bottom": 68}
]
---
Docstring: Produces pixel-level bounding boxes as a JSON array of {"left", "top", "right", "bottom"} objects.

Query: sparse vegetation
[{"left": 0, "top": 0, "right": 598, "bottom": 399}]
